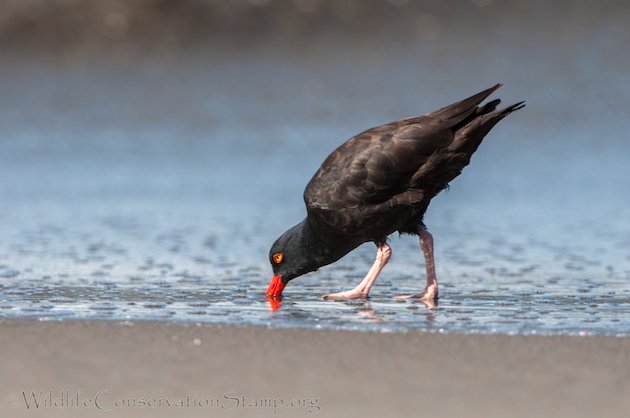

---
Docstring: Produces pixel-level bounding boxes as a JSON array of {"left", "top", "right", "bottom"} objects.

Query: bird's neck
[{"left": 299, "top": 217, "right": 357, "bottom": 267}]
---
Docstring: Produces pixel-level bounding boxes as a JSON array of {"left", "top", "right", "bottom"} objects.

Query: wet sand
[{"left": 1, "top": 319, "right": 629, "bottom": 418}]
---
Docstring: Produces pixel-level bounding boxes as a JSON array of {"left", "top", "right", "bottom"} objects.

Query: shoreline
[{"left": 2, "top": 318, "right": 629, "bottom": 417}]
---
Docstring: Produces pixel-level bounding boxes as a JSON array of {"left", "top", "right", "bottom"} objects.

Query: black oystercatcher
[{"left": 267, "top": 84, "right": 523, "bottom": 304}]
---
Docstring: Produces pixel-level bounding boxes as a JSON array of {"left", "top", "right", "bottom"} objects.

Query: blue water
[{"left": 1, "top": 2, "right": 630, "bottom": 335}]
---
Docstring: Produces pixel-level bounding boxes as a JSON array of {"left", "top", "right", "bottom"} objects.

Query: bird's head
[{"left": 266, "top": 220, "right": 328, "bottom": 298}]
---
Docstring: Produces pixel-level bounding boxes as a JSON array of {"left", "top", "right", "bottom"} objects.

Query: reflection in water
[
  {"left": 266, "top": 296, "right": 282, "bottom": 313},
  {"left": 267, "top": 295, "right": 438, "bottom": 325},
  {"left": 395, "top": 295, "right": 439, "bottom": 310},
  {"left": 356, "top": 301, "right": 383, "bottom": 323}
]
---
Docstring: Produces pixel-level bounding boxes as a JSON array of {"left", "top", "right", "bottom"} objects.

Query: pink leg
[
  {"left": 395, "top": 228, "right": 439, "bottom": 302},
  {"left": 322, "top": 243, "right": 392, "bottom": 300}
]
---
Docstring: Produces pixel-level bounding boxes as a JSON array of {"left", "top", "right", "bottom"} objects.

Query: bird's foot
[
  {"left": 322, "top": 289, "right": 369, "bottom": 300},
  {"left": 395, "top": 284, "right": 439, "bottom": 302}
]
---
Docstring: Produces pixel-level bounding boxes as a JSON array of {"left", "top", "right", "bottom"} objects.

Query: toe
[
  {"left": 322, "top": 293, "right": 343, "bottom": 300},
  {"left": 322, "top": 291, "right": 367, "bottom": 300}
]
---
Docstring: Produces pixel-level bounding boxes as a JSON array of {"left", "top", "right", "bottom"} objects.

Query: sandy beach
[{"left": 1, "top": 319, "right": 628, "bottom": 418}]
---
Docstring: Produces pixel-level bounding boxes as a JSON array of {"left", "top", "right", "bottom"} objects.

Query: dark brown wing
[
  {"left": 302, "top": 119, "right": 444, "bottom": 235},
  {"left": 304, "top": 118, "right": 449, "bottom": 208},
  {"left": 303, "top": 84, "right": 522, "bottom": 233}
]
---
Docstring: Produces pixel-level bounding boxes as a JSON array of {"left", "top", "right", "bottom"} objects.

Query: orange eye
[{"left": 272, "top": 253, "right": 284, "bottom": 264}]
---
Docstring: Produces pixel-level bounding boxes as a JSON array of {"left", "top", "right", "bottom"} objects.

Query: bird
[{"left": 266, "top": 84, "right": 523, "bottom": 304}]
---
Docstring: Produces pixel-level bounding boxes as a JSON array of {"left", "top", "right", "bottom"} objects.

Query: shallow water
[
  {"left": 1, "top": 1, "right": 630, "bottom": 335},
  {"left": 1, "top": 198, "right": 628, "bottom": 336}
]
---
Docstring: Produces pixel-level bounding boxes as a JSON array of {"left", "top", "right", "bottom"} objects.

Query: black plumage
[{"left": 267, "top": 84, "right": 523, "bottom": 301}]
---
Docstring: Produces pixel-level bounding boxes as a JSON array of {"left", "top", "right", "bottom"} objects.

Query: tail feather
[
  {"left": 476, "top": 101, "right": 526, "bottom": 134},
  {"left": 448, "top": 101, "right": 525, "bottom": 154},
  {"left": 474, "top": 98, "right": 502, "bottom": 116},
  {"left": 427, "top": 83, "right": 503, "bottom": 127}
]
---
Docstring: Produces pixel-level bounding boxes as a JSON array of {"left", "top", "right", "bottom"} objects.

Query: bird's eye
[{"left": 272, "top": 253, "right": 284, "bottom": 264}]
